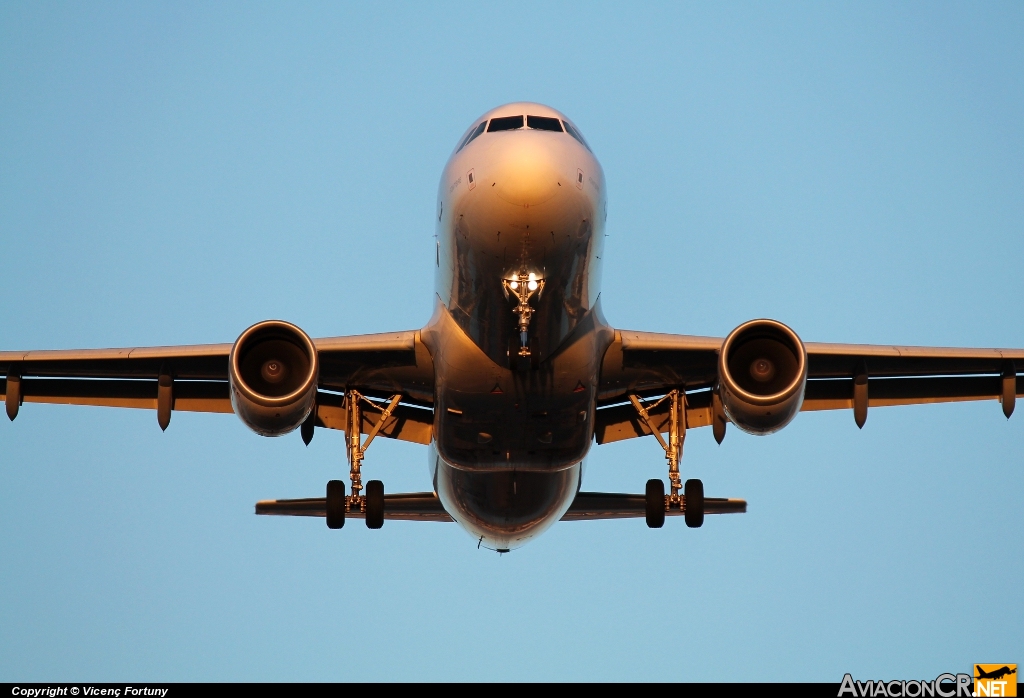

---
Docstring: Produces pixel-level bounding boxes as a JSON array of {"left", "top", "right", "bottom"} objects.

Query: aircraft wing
[
  {"left": 0, "top": 331, "right": 434, "bottom": 444},
  {"left": 596, "top": 330, "right": 1024, "bottom": 444}
]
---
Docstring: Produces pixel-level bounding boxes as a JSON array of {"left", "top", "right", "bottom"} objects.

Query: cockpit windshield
[
  {"left": 526, "top": 115, "right": 563, "bottom": 132},
  {"left": 456, "top": 113, "right": 591, "bottom": 151},
  {"left": 561, "top": 120, "right": 591, "bottom": 151},
  {"left": 487, "top": 115, "right": 524, "bottom": 132},
  {"left": 456, "top": 121, "right": 486, "bottom": 152}
]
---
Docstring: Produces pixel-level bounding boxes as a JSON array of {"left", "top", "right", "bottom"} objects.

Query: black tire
[
  {"left": 326, "top": 479, "right": 346, "bottom": 530},
  {"left": 685, "top": 478, "right": 704, "bottom": 529},
  {"left": 365, "top": 479, "right": 384, "bottom": 529},
  {"left": 645, "top": 478, "right": 665, "bottom": 529}
]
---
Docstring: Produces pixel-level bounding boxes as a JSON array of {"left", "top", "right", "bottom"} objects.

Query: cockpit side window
[
  {"left": 526, "top": 115, "right": 563, "bottom": 132},
  {"left": 561, "top": 120, "right": 591, "bottom": 152},
  {"left": 456, "top": 121, "right": 487, "bottom": 152},
  {"left": 487, "top": 115, "right": 524, "bottom": 132}
]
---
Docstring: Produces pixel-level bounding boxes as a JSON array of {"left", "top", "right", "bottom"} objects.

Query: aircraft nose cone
[{"left": 491, "top": 136, "right": 562, "bottom": 206}]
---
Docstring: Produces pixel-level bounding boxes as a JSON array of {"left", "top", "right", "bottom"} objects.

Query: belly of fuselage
[
  {"left": 430, "top": 444, "right": 583, "bottom": 551},
  {"left": 423, "top": 297, "right": 611, "bottom": 472},
  {"left": 421, "top": 299, "right": 611, "bottom": 550}
]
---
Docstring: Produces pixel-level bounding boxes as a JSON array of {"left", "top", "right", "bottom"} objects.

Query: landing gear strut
[
  {"left": 502, "top": 266, "right": 544, "bottom": 362},
  {"left": 629, "top": 389, "right": 704, "bottom": 528},
  {"left": 325, "top": 389, "right": 401, "bottom": 530}
]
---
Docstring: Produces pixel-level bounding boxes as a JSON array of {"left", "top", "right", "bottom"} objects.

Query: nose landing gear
[
  {"left": 502, "top": 267, "right": 544, "bottom": 367},
  {"left": 630, "top": 389, "right": 705, "bottom": 529}
]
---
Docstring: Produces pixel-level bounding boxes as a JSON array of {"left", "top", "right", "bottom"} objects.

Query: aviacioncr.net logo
[{"left": 839, "top": 673, "right": 973, "bottom": 698}]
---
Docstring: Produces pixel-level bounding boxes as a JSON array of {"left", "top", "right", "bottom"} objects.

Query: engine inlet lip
[
  {"left": 718, "top": 319, "right": 807, "bottom": 407},
  {"left": 229, "top": 320, "right": 319, "bottom": 408}
]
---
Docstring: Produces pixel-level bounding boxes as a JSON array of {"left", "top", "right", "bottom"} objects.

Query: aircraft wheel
[
  {"left": 326, "top": 479, "right": 346, "bottom": 529},
  {"left": 645, "top": 478, "right": 665, "bottom": 528},
  {"left": 685, "top": 478, "right": 704, "bottom": 529},
  {"left": 365, "top": 479, "right": 384, "bottom": 529}
]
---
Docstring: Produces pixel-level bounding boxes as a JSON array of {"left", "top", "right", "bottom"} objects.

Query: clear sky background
[{"left": 1, "top": 1, "right": 1021, "bottom": 682}]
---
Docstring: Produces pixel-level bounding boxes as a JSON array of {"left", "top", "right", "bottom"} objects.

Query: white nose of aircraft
[{"left": 489, "top": 133, "right": 565, "bottom": 207}]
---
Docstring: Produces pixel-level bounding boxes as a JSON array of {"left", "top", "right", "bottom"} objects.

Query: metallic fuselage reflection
[{"left": 423, "top": 103, "right": 611, "bottom": 551}]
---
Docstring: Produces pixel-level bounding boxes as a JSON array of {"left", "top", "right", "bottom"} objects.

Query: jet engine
[
  {"left": 229, "top": 320, "right": 319, "bottom": 436},
  {"left": 717, "top": 319, "right": 807, "bottom": 435}
]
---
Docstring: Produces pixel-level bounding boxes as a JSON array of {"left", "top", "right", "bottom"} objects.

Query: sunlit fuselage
[{"left": 421, "top": 103, "right": 612, "bottom": 550}]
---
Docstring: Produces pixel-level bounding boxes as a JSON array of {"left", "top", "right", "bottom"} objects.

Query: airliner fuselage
[{"left": 424, "top": 103, "right": 611, "bottom": 550}]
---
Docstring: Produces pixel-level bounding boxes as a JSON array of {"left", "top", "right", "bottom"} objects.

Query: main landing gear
[
  {"left": 630, "top": 389, "right": 705, "bottom": 529},
  {"left": 325, "top": 389, "right": 400, "bottom": 530}
]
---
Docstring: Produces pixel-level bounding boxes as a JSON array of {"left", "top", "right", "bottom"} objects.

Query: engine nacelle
[
  {"left": 718, "top": 319, "right": 807, "bottom": 435},
  {"left": 229, "top": 320, "right": 319, "bottom": 437}
]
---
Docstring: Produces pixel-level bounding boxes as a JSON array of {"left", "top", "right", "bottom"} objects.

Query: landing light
[{"left": 502, "top": 268, "right": 546, "bottom": 360}]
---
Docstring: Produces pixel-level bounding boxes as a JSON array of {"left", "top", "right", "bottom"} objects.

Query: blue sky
[{"left": 1, "top": 2, "right": 1021, "bottom": 681}]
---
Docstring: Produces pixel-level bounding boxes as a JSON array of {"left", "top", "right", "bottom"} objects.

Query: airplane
[
  {"left": 975, "top": 666, "right": 1016, "bottom": 681},
  {"left": 1, "top": 102, "right": 1021, "bottom": 552}
]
